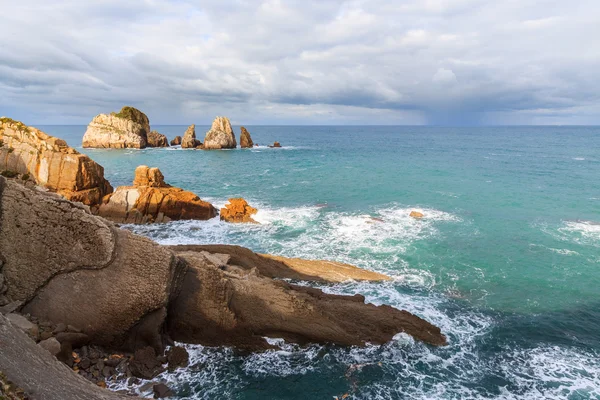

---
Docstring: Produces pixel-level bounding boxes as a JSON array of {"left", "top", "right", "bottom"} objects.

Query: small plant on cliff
[
  {"left": 21, "top": 173, "right": 30, "bottom": 181},
  {"left": 112, "top": 106, "right": 148, "bottom": 126},
  {"left": 0, "top": 170, "right": 18, "bottom": 178}
]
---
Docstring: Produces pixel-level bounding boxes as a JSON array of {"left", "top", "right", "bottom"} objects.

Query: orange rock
[
  {"left": 240, "top": 127, "right": 254, "bottom": 148},
  {"left": 98, "top": 166, "right": 217, "bottom": 223},
  {"left": 0, "top": 117, "right": 113, "bottom": 207},
  {"left": 220, "top": 198, "right": 258, "bottom": 223},
  {"left": 410, "top": 211, "right": 424, "bottom": 219}
]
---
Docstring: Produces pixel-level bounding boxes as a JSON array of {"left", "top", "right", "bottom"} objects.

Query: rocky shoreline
[{"left": 0, "top": 114, "right": 444, "bottom": 399}]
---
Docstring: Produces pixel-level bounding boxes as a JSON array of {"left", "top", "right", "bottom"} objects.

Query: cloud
[{"left": 0, "top": 0, "right": 599, "bottom": 125}]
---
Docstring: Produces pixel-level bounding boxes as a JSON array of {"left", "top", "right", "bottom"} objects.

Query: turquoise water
[{"left": 42, "top": 125, "right": 600, "bottom": 399}]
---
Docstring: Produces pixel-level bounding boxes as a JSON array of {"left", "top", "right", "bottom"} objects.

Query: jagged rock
[
  {"left": 167, "top": 346, "right": 189, "bottom": 371},
  {"left": 170, "top": 136, "right": 182, "bottom": 146},
  {"left": 181, "top": 124, "right": 201, "bottom": 149},
  {"left": 410, "top": 211, "right": 424, "bottom": 219},
  {"left": 0, "top": 118, "right": 113, "bottom": 207},
  {"left": 220, "top": 198, "right": 257, "bottom": 223},
  {"left": 269, "top": 141, "right": 282, "bottom": 148},
  {"left": 0, "top": 175, "right": 446, "bottom": 361},
  {"left": 240, "top": 127, "right": 254, "bottom": 148},
  {"left": 203, "top": 117, "right": 237, "bottom": 149},
  {"left": 38, "top": 337, "right": 61, "bottom": 356},
  {"left": 82, "top": 106, "right": 151, "bottom": 149},
  {"left": 98, "top": 165, "right": 217, "bottom": 223},
  {"left": 147, "top": 131, "right": 169, "bottom": 148}
]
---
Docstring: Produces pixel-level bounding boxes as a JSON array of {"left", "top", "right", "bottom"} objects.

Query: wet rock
[
  {"left": 167, "top": 346, "right": 189, "bottom": 371},
  {"left": 220, "top": 198, "right": 258, "bottom": 223},
  {"left": 38, "top": 337, "right": 61, "bottom": 356},
  {"left": 130, "top": 347, "right": 164, "bottom": 380},
  {"left": 153, "top": 383, "right": 174, "bottom": 398},
  {"left": 269, "top": 141, "right": 281, "bottom": 148}
]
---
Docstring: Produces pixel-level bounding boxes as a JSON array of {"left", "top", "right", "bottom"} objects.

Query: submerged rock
[
  {"left": 410, "top": 211, "right": 424, "bottom": 219},
  {"left": 0, "top": 118, "right": 113, "bottom": 207},
  {"left": 240, "top": 127, "right": 254, "bottom": 148},
  {"left": 170, "top": 136, "right": 182, "bottom": 146},
  {"left": 220, "top": 198, "right": 258, "bottom": 223},
  {"left": 147, "top": 130, "right": 169, "bottom": 148},
  {"left": 181, "top": 124, "right": 201, "bottom": 149},
  {"left": 203, "top": 117, "right": 237, "bottom": 149},
  {"left": 98, "top": 165, "right": 217, "bottom": 223},
  {"left": 82, "top": 106, "right": 151, "bottom": 149}
]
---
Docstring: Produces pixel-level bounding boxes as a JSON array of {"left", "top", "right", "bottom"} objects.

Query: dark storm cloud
[{"left": 1, "top": 0, "right": 599, "bottom": 124}]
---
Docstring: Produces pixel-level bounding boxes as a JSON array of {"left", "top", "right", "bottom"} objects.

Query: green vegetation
[
  {"left": 111, "top": 106, "right": 149, "bottom": 126},
  {"left": 0, "top": 170, "right": 18, "bottom": 178}
]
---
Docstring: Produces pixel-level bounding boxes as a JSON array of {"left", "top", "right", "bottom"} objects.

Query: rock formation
[
  {"left": 240, "top": 127, "right": 254, "bottom": 148},
  {"left": 147, "top": 131, "right": 169, "bottom": 148},
  {"left": 203, "top": 117, "right": 237, "bottom": 149},
  {"left": 0, "top": 175, "right": 446, "bottom": 353},
  {"left": 220, "top": 198, "right": 258, "bottom": 223},
  {"left": 180, "top": 125, "right": 201, "bottom": 149},
  {"left": 82, "top": 106, "right": 151, "bottom": 149},
  {"left": 170, "top": 136, "right": 182, "bottom": 146},
  {"left": 98, "top": 165, "right": 217, "bottom": 223},
  {"left": 410, "top": 211, "right": 424, "bottom": 219},
  {"left": 269, "top": 141, "right": 282, "bottom": 148},
  {"left": 0, "top": 118, "right": 113, "bottom": 207}
]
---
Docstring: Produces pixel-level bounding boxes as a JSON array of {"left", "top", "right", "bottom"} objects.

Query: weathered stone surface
[
  {"left": 147, "top": 130, "right": 169, "bottom": 148},
  {"left": 220, "top": 198, "right": 257, "bottom": 223},
  {"left": 153, "top": 383, "right": 174, "bottom": 398},
  {"left": 166, "top": 346, "right": 189, "bottom": 371},
  {"left": 38, "top": 337, "right": 61, "bottom": 356},
  {"left": 98, "top": 166, "right": 217, "bottom": 223},
  {"left": 170, "top": 136, "right": 182, "bottom": 146},
  {"left": 181, "top": 125, "right": 201, "bottom": 149},
  {"left": 129, "top": 347, "right": 163, "bottom": 379},
  {"left": 269, "top": 141, "right": 281, "bottom": 148},
  {"left": 240, "top": 127, "right": 254, "bottom": 148},
  {"left": 259, "top": 254, "right": 392, "bottom": 282},
  {"left": 410, "top": 210, "right": 424, "bottom": 219},
  {"left": 203, "top": 117, "right": 236, "bottom": 149},
  {"left": 6, "top": 313, "right": 38, "bottom": 339},
  {"left": 0, "top": 313, "right": 127, "bottom": 399},
  {"left": 0, "top": 118, "right": 113, "bottom": 206},
  {"left": 82, "top": 107, "right": 150, "bottom": 149}
]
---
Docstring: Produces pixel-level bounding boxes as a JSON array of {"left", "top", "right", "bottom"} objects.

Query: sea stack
[
  {"left": 203, "top": 117, "right": 237, "bottom": 149},
  {"left": 0, "top": 117, "right": 113, "bottom": 207},
  {"left": 82, "top": 106, "right": 151, "bottom": 149},
  {"left": 240, "top": 127, "right": 254, "bottom": 148},
  {"left": 98, "top": 165, "right": 217, "bottom": 223},
  {"left": 147, "top": 130, "right": 169, "bottom": 147},
  {"left": 181, "top": 124, "right": 202, "bottom": 149},
  {"left": 170, "top": 136, "right": 182, "bottom": 146}
]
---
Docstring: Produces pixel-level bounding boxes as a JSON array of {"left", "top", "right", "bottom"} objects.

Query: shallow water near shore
[{"left": 42, "top": 125, "right": 600, "bottom": 399}]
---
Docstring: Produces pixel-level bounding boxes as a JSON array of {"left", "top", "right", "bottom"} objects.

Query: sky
[{"left": 1, "top": 0, "right": 599, "bottom": 125}]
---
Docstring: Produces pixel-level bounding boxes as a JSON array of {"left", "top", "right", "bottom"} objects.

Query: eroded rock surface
[
  {"left": 203, "top": 117, "right": 236, "bottom": 149},
  {"left": 240, "top": 127, "right": 254, "bottom": 148},
  {"left": 181, "top": 125, "right": 201, "bottom": 149},
  {"left": 220, "top": 198, "right": 258, "bottom": 223},
  {"left": 0, "top": 118, "right": 113, "bottom": 206},
  {"left": 82, "top": 106, "right": 150, "bottom": 149},
  {"left": 170, "top": 136, "right": 182, "bottom": 146},
  {"left": 147, "top": 131, "right": 169, "bottom": 148},
  {"left": 98, "top": 165, "right": 217, "bottom": 223}
]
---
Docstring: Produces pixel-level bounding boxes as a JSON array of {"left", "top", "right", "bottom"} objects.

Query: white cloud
[{"left": 0, "top": 0, "right": 599, "bottom": 125}]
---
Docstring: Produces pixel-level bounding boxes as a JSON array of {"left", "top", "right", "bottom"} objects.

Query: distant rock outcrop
[
  {"left": 0, "top": 117, "right": 113, "bottom": 207},
  {"left": 147, "top": 130, "right": 169, "bottom": 148},
  {"left": 269, "top": 141, "right": 282, "bottom": 148},
  {"left": 181, "top": 125, "right": 202, "bottom": 149},
  {"left": 220, "top": 198, "right": 258, "bottom": 223},
  {"left": 240, "top": 127, "right": 254, "bottom": 148},
  {"left": 82, "top": 106, "right": 151, "bottom": 149},
  {"left": 203, "top": 117, "right": 237, "bottom": 149},
  {"left": 98, "top": 165, "right": 217, "bottom": 223},
  {"left": 170, "top": 136, "right": 182, "bottom": 146},
  {"left": 410, "top": 211, "right": 424, "bottom": 219}
]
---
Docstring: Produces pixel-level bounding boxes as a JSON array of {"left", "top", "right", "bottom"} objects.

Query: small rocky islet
[{"left": 0, "top": 114, "right": 440, "bottom": 398}]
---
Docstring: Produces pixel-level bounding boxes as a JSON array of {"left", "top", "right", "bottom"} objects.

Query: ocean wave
[{"left": 536, "top": 220, "right": 600, "bottom": 248}]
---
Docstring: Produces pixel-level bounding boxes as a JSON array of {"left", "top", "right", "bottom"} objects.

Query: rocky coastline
[{"left": 0, "top": 116, "right": 446, "bottom": 399}]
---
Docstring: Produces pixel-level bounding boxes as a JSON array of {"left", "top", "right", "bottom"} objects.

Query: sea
[{"left": 40, "top": 125, "right": 600, "bottom": 399}]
